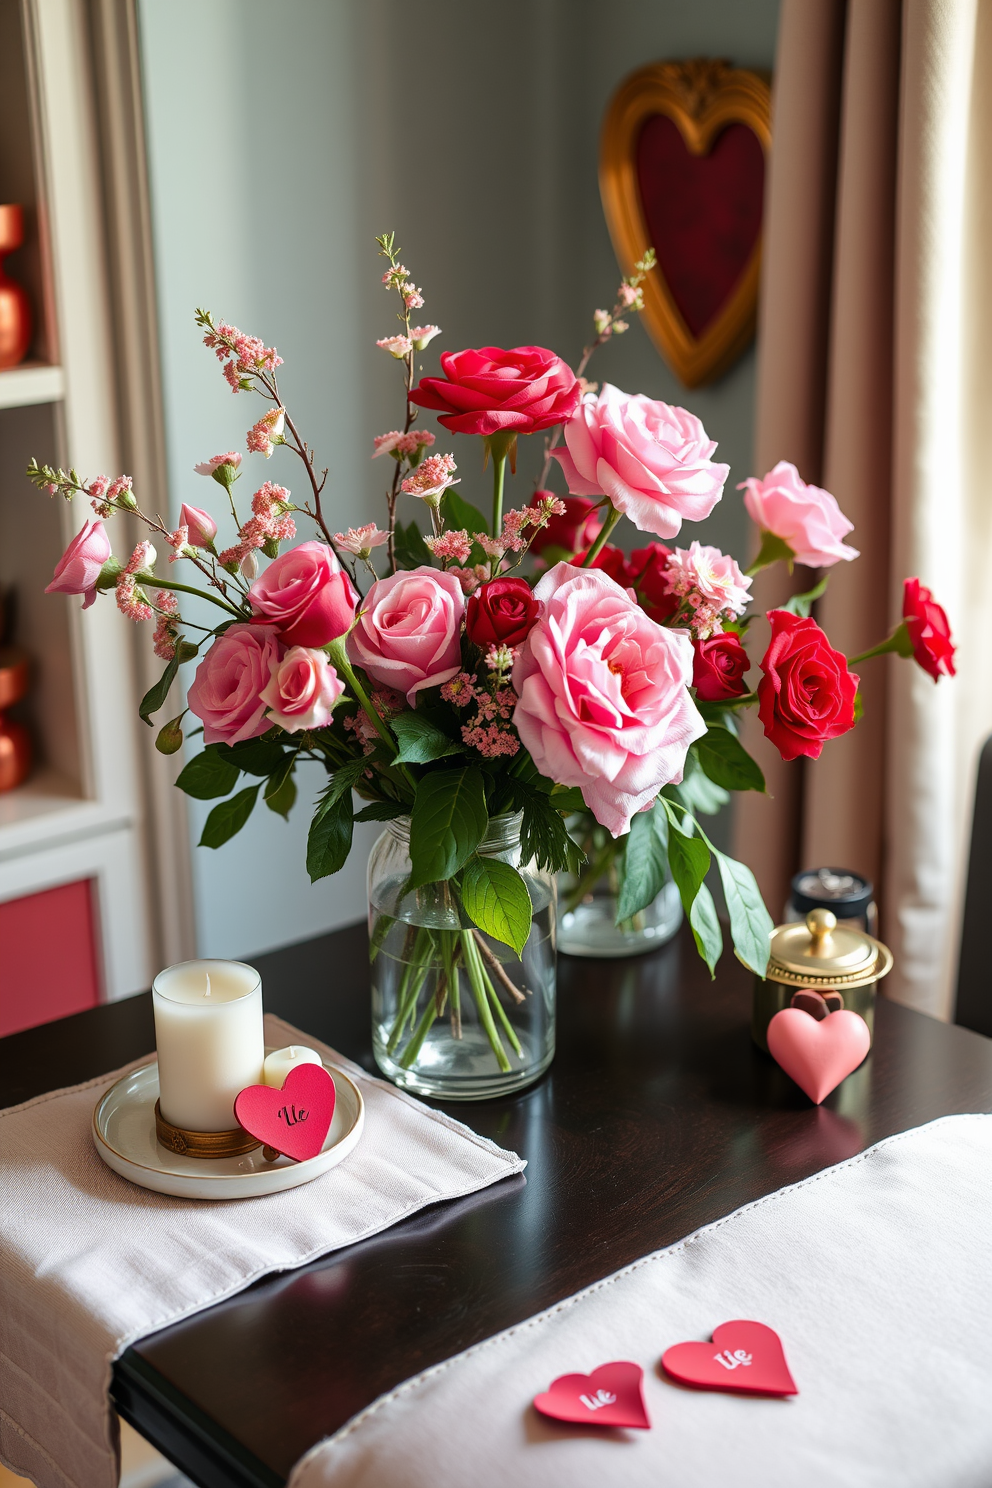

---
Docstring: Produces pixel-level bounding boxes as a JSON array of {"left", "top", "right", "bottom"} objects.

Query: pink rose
[
  {"left": 347, "top": 566, "right": 465, "bottom": 704},
  {"left": 260, "top": 646, "right": 344, "bottom": 732},
  {"left": 249, "top": 540, "right": 359, "bottom": 647},
  {"left": 187, "top": 624, "right": 280, "bottom": 745},
  {"left": 551, "top": 384, "right": 728, "bottom": 539},
  {"left": 179, "top": 504, "right": 218, "bottom": 548},
  {"left": 512, "top": 562, "right": 706, "bottom": 836},
  {"left": 46, "top": 520, "right": 112, "bottom": 609},
  {"left": 739, "top": 461, "right": 859, "bottom": 567}
]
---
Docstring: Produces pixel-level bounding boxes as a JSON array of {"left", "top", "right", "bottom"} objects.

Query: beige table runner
[
  {"left": 290, "top": 1114, "right": 992, "bottom": 1488},
  {"left": 0, "top": 1014, "right": 525, "bottom": 1488}
]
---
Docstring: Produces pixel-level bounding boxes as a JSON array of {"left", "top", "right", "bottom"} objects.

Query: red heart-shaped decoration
[
  {"left": 234, "top": 1063, "right": 335, "bottom": 1162},
  {"left": 662, "top": 1321, "right": 797, "bottom": 1396},
  {"left": 534, "top": 1361, "right": 650, "bottom": 1429},
  {"left": 767, "top": 1007, "right": 871, "bottom": 1104}
]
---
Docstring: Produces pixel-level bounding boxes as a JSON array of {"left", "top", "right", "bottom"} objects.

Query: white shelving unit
[{"left": 0, "top": 362, "right": 65, "bottom": 408}]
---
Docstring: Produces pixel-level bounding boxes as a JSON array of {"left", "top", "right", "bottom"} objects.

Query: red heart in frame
[
  {"left": 661, "top": 1320, "right": 797, "bottom": 1396},
  {"left": 534, "top": 1361, "right": 650, "bottom": 1429},
  {"left": 767, "top": 1007, "right": 871, "bottom": 1104},
  {"left": 234, "top": 1063, "right": 335, "bottom": 1162}
]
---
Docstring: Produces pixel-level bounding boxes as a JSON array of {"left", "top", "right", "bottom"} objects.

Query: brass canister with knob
[{"left": 752, "top": 907, "right": 894, "bottom": 1052}]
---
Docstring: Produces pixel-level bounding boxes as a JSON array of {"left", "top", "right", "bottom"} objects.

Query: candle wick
[
  {"left": 290, "top": 1046, "right": 296, "bottom": 1058},
  {"left": 205, "top": 971, "right": 212, "bottom": 998}
]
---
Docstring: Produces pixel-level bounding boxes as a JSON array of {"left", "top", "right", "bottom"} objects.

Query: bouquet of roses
[{"left": 28, "top": 231, "right": 955, "bottom": 1088}]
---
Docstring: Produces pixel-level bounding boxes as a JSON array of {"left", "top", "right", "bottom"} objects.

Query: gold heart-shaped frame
[{"left": 600, "top": 59, "right": 772, "bottom": 388}]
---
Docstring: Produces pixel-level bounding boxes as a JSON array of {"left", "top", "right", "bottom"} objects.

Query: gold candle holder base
[{"left": 154, "top": 1099, "right": 261, "bottom": 1159}]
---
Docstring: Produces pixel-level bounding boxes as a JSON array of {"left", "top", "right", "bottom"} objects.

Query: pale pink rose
[
  {"left": 194, "top": 451, "right": 242, "bottom": 477},
  {"left": 179, "top": 504, "right": 218, "bottom": 548},
  {"left": 260, "top": 646, "right": 344, "bottom": 732},
  {"left": 739, "top": 461, "right": 859, "bottom": 567},
  {"left": 347, "top": 566, "right": 465, "bottom": 704},
  {"left": 512, "top": 562, "right": 706, "bottom": 837},
  {"left": 665, "top": 542, "right": 751, "bottom": 616},
  {"left": 249, "top": 540, "right": 358, "bottom": 647},
  {"left": 187, "top": 624, "right": 280, "bottom": 745},
  {"left": 46, "top": 520, "right": 112, "bottom": 609},
  {"left": 551, "top": 384, "right": 728, "bottom": 538}
]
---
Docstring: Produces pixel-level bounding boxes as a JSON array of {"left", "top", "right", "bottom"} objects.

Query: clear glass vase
[
  {"left": 368, "top": 813, "right": 556, "bottom": 1100},
  {"left": 557, "top": 812, "right": 682, "bottom": 958}
]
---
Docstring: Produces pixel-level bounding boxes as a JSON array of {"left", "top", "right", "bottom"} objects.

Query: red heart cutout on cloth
[
  {"left": 534, "top": 1361, "right": 650, "bottom": 1429},
  {"left": 767, "top": 1007, "right": 871, "bottom": 1104},
  {"left": 662, "top": 1321, "right": 797, "bottom": 1396},
  {"left": 234, "top": 1063, "right": 335, "bottom": 1162}
]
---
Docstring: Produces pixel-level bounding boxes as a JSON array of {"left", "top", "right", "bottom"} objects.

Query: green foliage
[
  {"left": 324, "top": 757, "right": 368, "bottom": 807},
  {"left": 694, "top": 729, "right": 765, "bottom": 793},
  {"left": 441, "top": 489, "right": 489, "bottom": 544},
  {"left": 214, "top": 737, "right": 287, "bottom": 776},
  {"left": 392, "top": 710, "right": 465, "bottom": 764},
  {"left": 668, "top": 759, "right": 730, "bottom": 817},
  {"left": 461, "top": 855, "right": 532, "bottom": 954},
  {"left": 138, "top": 651, "right": 180, "bottom": 725},
  {"left": 550, "top": 785, "right": 587, "bottom": 813},
  {"left": 354, "top": 800, "right": 407, "bottom": 822},
  {"left": 408, "top": 767, "right": 488, "bottom": 887},
  {"left": 307, "top": 785, "right": 354, "bottom": 882},
  {"left": 689, "top": 883, "right": 723, "bottom": 977},
  {"left": 780, "top": 574, "right": 829, "bottom": 618},
  {"left": 751, "top": 529, "right": 796, "bottom": 572},
  {"left": 714, "top": 848, "right": 773, "bottom": 976},
  {"left": 615, "top": 804, "right": 669, "bottom": 923},
  {"left": 199, "top": 784, "right": 260, "bottom": 849},
  {"left": 663, "top": 802, "right": 712, "bottom": 920},
  {"left": 394, "top": 519, "right": 432, "bottom": 570},
  {"left": 512, "top": 779, "right": 584, "bottom": 876},
  {"left": 176, "top": 746, "right": 240, "bottom": 800},
  {"left": 263, "top": 753, "right": 297, "bottom": 820}
]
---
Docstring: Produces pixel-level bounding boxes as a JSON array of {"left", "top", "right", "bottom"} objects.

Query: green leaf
[
  {"left": 550, "top": 785, "right": 587, "bottom": 813},
  {"left": 215, "top": 737, "right": 287, "bottom": 776},
  {"left": 511, "top": 780, "right": 584, "bottom": 875},
  {"left": 139, "top": 652, "right": 180, "bottom": 726},
  {"left": 669, "top": 759, "right": 730, "bottom": 817},
  {"left": 393, "top": 519, "right": 431, "bottom": 570},
  {"left": 461, "top": 855, "right": 532, "bottom": 954},
  {"left": 694, "top": 729, "right": 765, "bottom": 793},
  {"left": 176, "top": 746, "right": 240, "bottom": 800},
  {"left": 615, "top": 806, "right": 669, "bottom": 922},
  {"left": 324, "top": 756, "right": 368, "bottom": 808},
  {"left": 662, "top": 800, "right": 711, "bottom": 917},
  {"left": 264, "top": 754, "right": 297, "bottom": 820},
  {"left": 392, "top": 710, "right": 465, "bottom": 764},
  {"left": 751, "top": 529, "right": 795, "bottom": 572},
  {"left": 713, "top": 848, "right": 773, "bottom": 976},
  {"left": 408, "top": 767, "right": 488, "bottom": 887},
  {"left": 780, "top": 573, "right": 829, "bottom": 617},
  {"left": 199, "top": 784, "right": 260, "bottom": 848},
  {"left": 354, "top": 800, "right": 407, "bottom": 822},
  {"left": 853, "top": 688, "right": 864, "bottom": 724},
  {"left": 689, "top": 882, "right": 723, "bottom": 977},
  {"left": 307, "top": 786, "right": 354, "bottom": 882},
  {"left": 440, "top": 489, "right": 489, "bottom": 541}
]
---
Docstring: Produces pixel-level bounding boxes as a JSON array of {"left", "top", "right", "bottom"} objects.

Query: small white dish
[{"left": 92, "top": 1053, "right": 364, "bottom": 1199}]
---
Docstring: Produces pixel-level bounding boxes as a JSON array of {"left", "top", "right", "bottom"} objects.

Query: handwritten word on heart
[
  {"left": 234, "top": 1062, "right": 335, "bottom": 1162},
  {"left": 767, "top": 1006, "right": 870, "bottom": 1104},
  {"left": 662, "top": 1320, "right": 797, "bottom": 1396},
  {"left": 534, "top": 1361, "right": 650, "bottom": 1429}
]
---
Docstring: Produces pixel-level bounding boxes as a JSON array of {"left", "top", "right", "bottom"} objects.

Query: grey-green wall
[{"left": 138, "top": 0, "right": 780, "bottom": 959}]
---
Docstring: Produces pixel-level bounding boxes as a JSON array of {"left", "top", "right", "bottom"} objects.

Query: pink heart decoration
[
  {"left": 767, "top": 1007, "right": 871, "bottom": 1104},
  {"left": 661, "top": 1320, "right": 797, "bottom": 1396},
  {"left": 533, "top": 1361, "right": 650, "bottom": 1429},
  {"left": 234, "top": 1062, "right": 335, "bottom": 1162}
]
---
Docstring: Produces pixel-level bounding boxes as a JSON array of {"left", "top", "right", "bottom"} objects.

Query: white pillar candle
[
  {"left": 153, "top": 960, "right": 264, "bottom": 1132},
  {"left": 262, "top": 1044, "right": 323, "bottom": 1088}
]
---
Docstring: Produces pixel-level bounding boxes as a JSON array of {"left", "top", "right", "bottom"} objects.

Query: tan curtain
[{"left": 734, "top": 0, "right": 992, "bottom": 1018}]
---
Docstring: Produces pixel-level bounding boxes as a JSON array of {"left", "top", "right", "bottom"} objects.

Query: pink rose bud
[
  {"left": 248, "top": 540, "right": 359, "bottom": 648},
  {"left": 260, "top": 646, "right": 345, "bottom": 732},
  {"left": 186, "top": 624, "right": 281, "bottom": 745},
  {"left": 179, "top": 504, "right": 218, "bottom": 548},
  {"left": 46, "top": 519, "right": 112, "bottom": 609},
  {"left": 347, "top": 566, "right": 465, "bottom": 705},
  {"left": 738, "top": 461, "right": 859, "bottom": 568}
]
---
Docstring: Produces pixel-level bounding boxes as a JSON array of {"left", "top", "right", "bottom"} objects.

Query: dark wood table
[{"left": 3, "top": 922, "right": 992, "bottom": 1488}]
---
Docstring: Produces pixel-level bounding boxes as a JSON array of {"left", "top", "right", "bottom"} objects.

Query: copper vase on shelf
[
  {"left": 0, "top": 205, "right": 32, "bottom": 370},
  {"left": 0, "top": 647, "right": 31, "bottom": 792}
]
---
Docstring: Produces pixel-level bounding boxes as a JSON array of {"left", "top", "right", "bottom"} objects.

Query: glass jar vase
[
  {"left": 557, "top": 810, "right": 682, "bottom": 958},
  {"left": 367, "top": 813, "right": 556, "bottom": 1100}
]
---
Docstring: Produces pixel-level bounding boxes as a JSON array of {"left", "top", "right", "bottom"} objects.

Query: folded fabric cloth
[
  {"left": 289, "top": 1113, "right": 992, "bottom": 1488},
  {"left": 0, "top": 1014, "right": 525, "bottom": 1488}
]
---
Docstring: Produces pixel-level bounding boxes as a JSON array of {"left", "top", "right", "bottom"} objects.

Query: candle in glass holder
[
  {"left": 152, "top": 959, "right": 264, "bottom": 1131},
  {"left": 262, "top": 1044, "right": 322, "bottom": 1087}
]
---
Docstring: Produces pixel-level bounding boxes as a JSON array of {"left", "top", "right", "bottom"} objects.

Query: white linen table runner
[
  {"left": 290, "top": 1113, "right": 992, "bottom": 1488},
  {"left": 0, "top": 1014, "right": 525, "bottom": 1488}
]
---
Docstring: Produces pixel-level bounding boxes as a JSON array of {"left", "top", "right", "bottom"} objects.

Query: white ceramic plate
[{"left": 92, "top": 1054, "right": 364, "bottom": 1199}]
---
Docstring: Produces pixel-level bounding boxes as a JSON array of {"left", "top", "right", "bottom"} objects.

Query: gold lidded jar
[{"left": 752, "top": 907, "right": 893, "bottom": 1052}]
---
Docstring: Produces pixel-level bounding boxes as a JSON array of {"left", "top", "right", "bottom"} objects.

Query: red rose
[
  {"left": 628, "top": 543, "right": 678, "bottom": 624},
  {"left": 466, "top": 577, "right": 541, "bottom": 648},
  {"left": 573, "top": 544, "right": 630, "bottom": 585},
  {"left": 410, "top": 346, "right": 580, "bottom": 437},
  {"left": 902, "top": 577, "right": 956, "bottom": 680},
  {"left": 758, "top": 610, "right": 859, "bottom": 761},
  {"left": 693, "top": 632, "right": 750, "bottom": 700},
  {"left": 530, "top": 494, "right": 602, "bottom": 557}
]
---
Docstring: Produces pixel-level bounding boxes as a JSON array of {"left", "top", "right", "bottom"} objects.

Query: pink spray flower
[
  {"left": 334, "top": 524, "right": 390, "bottom": 558},
  {"left": 377, "top": 335, "right": 412, "bottom": 359},
  {"left": 187, "top": 624, "right": 281, "bottom": 745},
  {"left": 194, "top": 451, "right": 242, "bottom": 478},
  {"left": 46, "top": 520, "right": 112, "bottom": 609},
  {"left": 739, "top": 461, "right": 859, "bottom": 567},
  {"left": 512, "top": 562, "right": 706, "bottom": 837},
  {"left": 401, "top": 453, "right": 459, "bottom": 501},
  {"left": 249, "top": 540, "right": 358, "bottom": 647},
  {"left": 552, "top": 384, "right": 728, "bottom": 539},
  {"left": 347, "top": 566, "right": 465, "bottom": 704},
  {"left": 246, "top": 407, "right": 286, "bottom": 458},
  {"left": 260, "top": 646, "right": 345, "bottom": 732},
  {"left": 179, "top": 504, "right": 218, "bottom": 548}
]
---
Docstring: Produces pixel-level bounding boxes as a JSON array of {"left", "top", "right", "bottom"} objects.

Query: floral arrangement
[{"left": 28, "top": 232, "right": 955, "bottom": 1078}]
